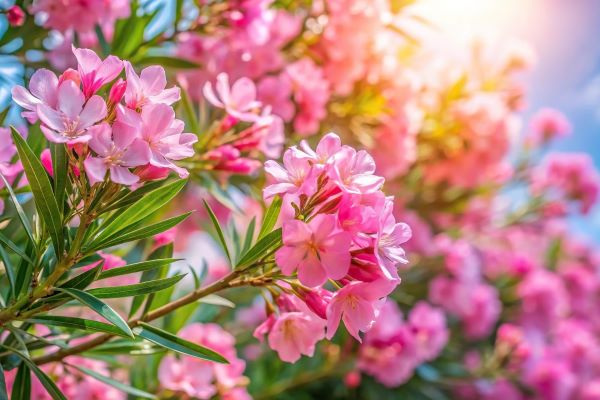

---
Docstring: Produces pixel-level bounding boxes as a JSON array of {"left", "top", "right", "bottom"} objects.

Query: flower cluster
[
  {"left": 12, "top": 46, "right": 196, "bottom": 186},
  {"left": 252, "top": 132, "right": 411, "bottom": 362},
  {"left": 358, "top": 300, "right": 448, "bottom": 387},
  {"left": 158, "top": 323, "right": 250, "bottom": 399},
  {"left": 199, "top": 72, "right": 284, "bottom": 174}
]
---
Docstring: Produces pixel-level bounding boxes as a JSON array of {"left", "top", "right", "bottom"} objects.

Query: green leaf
[
  {"left": 98, "top": 258, "right": 179, "bottom": 280},
  {"left": 87, "top": 274, "right": 185, "bottom": 298},
  {"left": 203, "top": 200, "right": 231, "bottom": 264},
  {"left": 59, "top": 263, "right": 102, "bottom": 289},
  {"left": 94, "top": 24, "right": 110, "bottom": 55},
  {"left": 56, "top": 288, "right": 134, "bottom": 338},
  {"left": 134, "top": 322, "right": 228, "bottom": 363},
  {"left": 11, "top": 363, "right": 30, "bottom": 400},
  {"left": 0, "top": 364, "right": 7, "bottom": 400},
  {"left": 198, "top": 294, "right": 235, "bottom": 308},
  {"left": 11, "top": 127, "right": 63, "bottom": 255},
  {"left": 241, "top": 217, "right": 256, "bottom": 255},
  {"left": 89, "top": 212, "right": 191, "bottom": 251},
  {"left": 236, "top": 228, "right": 282, "bottom": 269},
  {"left": 0, "top": 232, "right": 34, "bottom": 265},
  {"left": 137, "top": 56, "right": 200, "bottom": 69},
  {"left": 87, "top": 339, "right": 165, "bottom": 356},
  {"left": 258, "top": 195, "right": 282, "bottom": 240},
  {"left": 50, "top": 143, "right": 68, "bottom": 213},
  {"left": 91, "top": 179, "right": 186, "bottom": 246},
  {"left": 27, "top": 315, "right": 131, "bottom": 338},
  {"left": 0, "top": 172, "right": 34, "bottom": 243},
  {"left": 179, "top": 84, "right": 200, "bottom": 134},
  {"left": 13, "top": 242, "right": 34, "bottom": 297},
  {"left": 0, "top": 345, "right": 66, "bottom": 400},
  {"left": 69, "top": 364, "right": 156, "bottom": 399},
  {"left": 101, "top": 180, "right": 164, "bottom": 214}
]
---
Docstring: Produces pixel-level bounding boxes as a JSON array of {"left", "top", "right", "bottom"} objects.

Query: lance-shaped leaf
[
  {"left": 50, "top": 143, "right": 68, "bottom": 213},
  {"left": 11, "top": 363, "right": 30, "bottom": 400},
  {"left": 0, "top": 345, "right": 66, "bottom": 400},
  {"left": 87, "top": 275, "right": 185, "bottom": 299},
  {"left": 87, "top": 339, "right": 165, "bottom": 356},
  {"left": 258, "top": 195, "right": 282, "bottom": 240},
  {"left": 134, "top": 322, "right": 228, "bottom": 363},
  {"left": 101, "top": 180, "right": 164, "bottom": 214},
  {"left": 68, "top": 364, "right": 156, "bottom": 399},
  {"left": 11, "top": 127, "right": 63, "bottom": 255},
  {"left": 27, "top": 315, "right": 131, "bottom": 337},
  {"left": 0, "top": 172, "right": 33, "bottom": 243},
  {"left": 203, "top": 200, "right": 232, "bottom": 264},
  {"left": 0, "top": 232, "right": 34, "bottom": 265},
  {"left": 91, "top": 179, "right": 186, "bottom": 246},
  {"left": 98, "top": 258, "right": 179, "bottom": 280},
  {"left": 236, "top": 228, "right": 282, "bottom": 269},
  {"left": 56, "top": 288, "right": 134, "bottom": 338},
  {"left": 88, "top": 212, "right": 191, "bottom": 251},
  {"left": 241, "top": 217, "right": 256, "bottom": 255}
]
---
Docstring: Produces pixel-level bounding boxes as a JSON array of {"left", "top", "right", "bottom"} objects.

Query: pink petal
[
  {"left": 78, "top": 95, "right": 107, "bottom": 129},
  {"left": 230, "top": 77, "right": 258, "bottom": 111},
  {"left": 84, "top": 157, "right": 108, "bottom": 186},
  {"left": 112, "top": 120, "right": 138, "bottom": 149},
  {"left": 124, "top": 61, "right": 142, "bottom": 106},
  {"left": 142, "top": 104, "right": 174, "bottom": 139},
  {"left": 40, "top": 125, "right": 68, "bottom": 143},
  {"left": 215, "top": 73, "right": 231, "bottom": 104},
  {"left": 149, "top": 87, "right": 181, "bottom": 105},
  {"left": 140, "top": 65, "right": 167, "bottom": 95},
  {"left": 121, "top": 139, "right": 150, "bottom": 167},
  {"left": 37, "top": 104, "right": 65, "bottom": 132},
  {"left": 96, "top": 55, "right": 123, "bottom": 84},
  {"left": 57, "top": 80, "right": 85, "bottom": 119},
  {"left": 202, "top": 82, "right": 224, "bottom": 108},
  {"left": 29, "top": 68, "right": 59, "bottom": 105},
  {"left": 297, "top": 254, "right": 327, "bottom": 287},
  {"left": 11, "top": 85, "right": 40, "bottom": 111},
  {"left": 73, "top": 46, "right": 101, "bottom": 76},
  {"left": 87, "top": 123, "right": 113, "bottom": 156},
  {"left": 110, "top": 166, "right": 139, "bottom": 186}
]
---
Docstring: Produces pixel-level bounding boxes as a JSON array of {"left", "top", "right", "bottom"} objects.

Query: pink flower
[
  {"left": 40, "top": 148, "right": 54, "bottom": 177},
  {"left": 407, "top": 301, "right": 448, "bottom": 362},
  {"left": 330, "top": 146, "right": 385, "bottom": 194},
  {"left": 12, "top": 68, "right": 59, "bottom": 123},
  {"left": 263, "top": 150, "right": 313, "bottom": 199},
  {"left": 159, "top": 355, "right": 217, "bottom": 399},
  {"left": 375, "top": 200, "right": 411, "bottom": 279},
  {"left": 73, "top": 46, "right": 123, "bottom": 98},
  {"left": 36, "top": 80, "right": 107, "bottom": 144},
  {"left": 276, "top": 214, "right": 352, "bottom": 287},
  {"left": 527, "top": 108, "right": 571, "bottom": 146},
  {"left": 517, "top": 269, "right": 569, "bottom": 330},
  {"left": 123, "top": 61, "right": 180, "bottom": 110},
  {"left": 137, "top": 103, "right": 197, "bottom": 178},
  {"left": 84, "top": 119, "right": 149, "bottom": 186},
  {"left": 266, "top": 311, "right": 326, "bottom": 363},
  {"left": 203, "top": 73, "right": 261, "bottom": 121},
  {"left": 257, "top": 74, "right": 294, "bottom": 121},
  {"left": 326, "top": 279, "right": 396, "bottom": 341}
]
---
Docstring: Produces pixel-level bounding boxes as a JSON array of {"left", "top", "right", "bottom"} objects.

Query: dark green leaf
[
  {"left": 101, "top": 180, "right": 164, "bottom": 214},
  {"left": 11, "top": 363, "right": 30, "bottom": 400},
  {"left": 56, "top": 288, "right": 134, "bottom": 338},
  {"left": 258, "top": 195, "right": 282, "bottom": 240},
  {"left": 88, "top": 274, "right": 185, "bottom": 298},
  {"left": 0, "top": 172, "right": 34, "bottom": 243},
  {"left": 134, "top": 322, "right": 228, "bottom": 363},
  {"left": 11, "top": 127, "right": 63, "bottom": 255},
  {"left": 27, "top": 315, "right": 131, "bottom": 338},
  {"left": 0, "top": 232, "right": 34, "bottom": 265},
  {"left": 0, "top": 245, "right": 15, "bottom": 300},
  {"left": 59, "top": 263, "right": 102, "bottom": 289},
  {"left": 50, "top": 143, "right": 68, "bottom": 213},
  {"left": 241, "top": 217, "right": 256, "bottom": 255},
  {"left": 137, "top": 56, "right": 200, "bottom": 69},
  {"left": 236, "top": 228, "right": 282, "bottom": 269},
  {"left": 69, "top": 364, "right": 156, "bottom": 399},
  {"left": 98, "top": 258, "right": 179, "bottom": 280},
  {"left": 203, "top": 200, "right": 231, "bottom": 264}
]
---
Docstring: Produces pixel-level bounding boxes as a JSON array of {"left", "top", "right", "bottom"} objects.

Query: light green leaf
[
  {"left": 198, "top": 294, "right": 235, "bottom": 308},
  {"left": 134, "top": 321, "right": 228, "bottom": 363},
  {"left": 50, "top": 143, "right": 68, "bottom": 213},
  {"left": 241, "top": 217, "right": 256, "bottom": 255},
  {"left": 236, "top": 228, "right": 282, "bottom": 269},
  {"left": 56, "top": 288, "right": 134, "bottom": 338},
  {"left": 98, "top": 258, "right": 179, "bottom": 280},
  {"left": 69, "top": 364, "right": 156, "bottom": 399},
  {"left": 87, "top": 274, "right": 185, "bottom": 298},
  {"left": 27, "top": 315, "right": 131, "bottom": 338},
  {"left": 203, "top": 200, "right": 231, "bottom": 264},
  {"left": 258, "top": 195, "right": 282, "bottom": 240},
  {"left": 0, "top": 172, "right": 34, "bottom": 243},
  {"left": 11, "top": 127, "right": 63, "bottom": 255},
  {"left": 138, "top": 56, "right": 200, "bottom": 69}
]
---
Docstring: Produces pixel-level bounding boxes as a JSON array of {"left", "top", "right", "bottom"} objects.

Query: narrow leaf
[
  {"left": 87, "top": 275, "right": 185, "bottom": 299},
  {"left": 0, "top": 244, "right": 16, "bottom": 296},
  {"left": 241, "top": 217, "right": 256, "bottom": 255},
  {"left": 56, "top": 288, "right": 134, "bottom": 338},
  {"left": 11, "top": 127, "right": 63, "bottom": 255},
  {"left": 0, "top": 232, "right": 34, "bottom": 265},
  {"left": 236, "top": 228, "right": 282, "bottom": 269},
  {"left": 11, "top": 363, "right": 30, "bottom": 400},
  {"left": 138, "top": 56, "right": 200, "bottom": 69},
  {"left": 0, "top": 172, "right": 34, "bottom": 243},
  {"left": 27, "top": 315, "right": 130, "bottom": 337},
  {"left": 203, "top": 200, "right": 231, "bottom": 264},
  {"left": 98, "top": 258, "right": 179, "bottom": 280},
  {"left": 69, "top": 364, "right": 156, "bottom": 399},
  {"left": 50, "top": 143, "right": 68, "bottom": 213},
  {"left": 134, "top": 322, "right": 228, "bottom": 363},
  {"left": 258, "top": 195, "right": 282, "bottom": 240},
  {"left": 198, "top": 294, "right": 235, "bottom": 308}
]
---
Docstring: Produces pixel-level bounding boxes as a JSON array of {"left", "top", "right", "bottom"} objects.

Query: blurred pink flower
[{"left": 203, "top": 73, "right": 261, "bottom": 121}]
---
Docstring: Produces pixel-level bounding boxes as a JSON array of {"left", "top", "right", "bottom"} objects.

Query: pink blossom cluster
[
  {"left": 531, "top": 152, "right": 600, "bottom": 215},
  {"left": 526, "top": 108, "right": 572, "bottom": 147},
  {"left": 201, "top": 72, "right": 284, "bottom": 174},
  {"left": 4, "top": 356, "right": 124, "bottom": 399},
  {"left": 0, "top": 127, "right": 24, "bottom": 214},
  {"left": 252, "top": 133, "right": 412, "bottom": 362},
  {"left": 29, "top": 0, "right": 129, "bottom": 35},
  {"left": 158, "top": 323, "right": 250, "bottom": 399},
  {"left": 358, "top": 300, "right": 448, "bottom": 387},
  {"left": 12, "top": 46, "right": 196, "bottom": 186}
]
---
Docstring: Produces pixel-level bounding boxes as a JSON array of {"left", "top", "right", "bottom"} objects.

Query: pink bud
[
  {"left": 40, "top": 149, "right": 53, "bottom": 177},
  {"left": 58, "top": 68, "right": 81, "bottom": 87},
  {"left": 6, "top": 5, "right": 25, "bottom": 26},
  {"left": 135, "top": 164, "right": 170, "bottom": 181},
  {"left": 109, "top": 79, "right": 127, "bottom": 106},
  {"left": 303, "top": 288, "right": 332, "bottom": 320},
  {"left": 344, "top": 371, "right": 361, "bottom": 388}
]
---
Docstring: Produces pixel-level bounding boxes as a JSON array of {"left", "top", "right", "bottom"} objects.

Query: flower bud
[
  {"left": 109, "top": 79, "right": 127, "bottom": 106},
  {"left": 303, "top": 288, "right": 332, "bottom": 320},
  {"left": 135, "top": 164, "right": 170, "bottom": 181},
  {"left": 58, "top": 68, "right": 81, "bottom": 87},
  {"left": 6, "top": 5, "right": 25, "bottom": 26}
]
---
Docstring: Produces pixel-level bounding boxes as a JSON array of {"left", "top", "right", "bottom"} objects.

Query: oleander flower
[
  {"left": 203, "top": 73, "right": 261, "bottom": 121},
  {"left": 73, "top": 46, "right": 123, "bottom": 98},
  {"left": 123, "top": 62, "right": 181, "bottom": 110}
]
